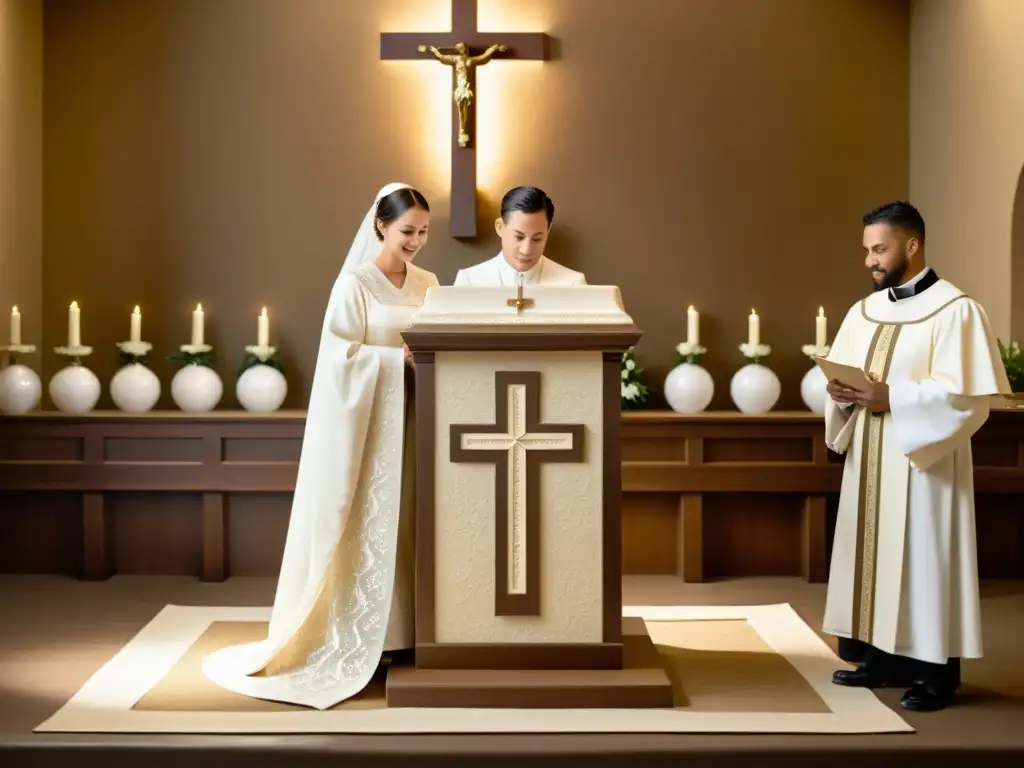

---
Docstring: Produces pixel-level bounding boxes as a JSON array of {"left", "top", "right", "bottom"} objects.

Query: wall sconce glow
[
  {"left": 475, "top": 61, "right": 544, "bottom": 192},
  {"left": 477, "top": 0, "right": 555, "bottom": 31},
  {"left": 477, "top": 0, "right": 554, "bottom": 194}
]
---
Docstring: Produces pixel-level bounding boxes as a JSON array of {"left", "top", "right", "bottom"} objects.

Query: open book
[{"left": 813, "top": 355, "right": 872, "bottom": 388}]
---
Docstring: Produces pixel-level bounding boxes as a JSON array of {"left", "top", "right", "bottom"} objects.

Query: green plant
[
  {"left": 236, "top": 349, "right": 284, "bottom": 379},
  {"left": 998, "top": 339, "right": 1023, "bottom": 393},
  {"left": 620, "top": 347, "right": 650, "bottom": 410},
  {"left": 168, "top": 349, "right": 214, "bottom": 368}
]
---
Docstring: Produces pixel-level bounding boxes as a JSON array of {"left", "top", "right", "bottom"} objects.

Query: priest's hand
[
  {"left": 857, "top": 373, "right": 890, "bottom": 412},
  {"left": 827, "top": 376, "right": 889, "bottom": 412},
  {"left": 402, "top": 344, "right": 415, "bottom": 369},
  {"left": 826, "top": 380, "right": 860, "bottom": 405}
]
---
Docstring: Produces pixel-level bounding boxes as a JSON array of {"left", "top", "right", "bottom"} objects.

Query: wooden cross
[
  {"left": 380, "top": 0, "right": 549, "bottom": 239},
  {"left": 450, "top": 372, "right": 585, "bottom": 617}
]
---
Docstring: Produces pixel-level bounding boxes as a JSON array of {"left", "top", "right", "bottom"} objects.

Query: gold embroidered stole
[{"left": 851, "top": 322, "right": 901, "bottom": 642}]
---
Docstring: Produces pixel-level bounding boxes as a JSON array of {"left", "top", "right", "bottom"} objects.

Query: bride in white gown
[{"left": 202, "top": 182, "right": 438, "bottom": 709}]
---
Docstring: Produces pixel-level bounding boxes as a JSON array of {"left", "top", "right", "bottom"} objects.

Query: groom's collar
[{"left": 496, "top": 253, "right": 545, "bottom": 282}]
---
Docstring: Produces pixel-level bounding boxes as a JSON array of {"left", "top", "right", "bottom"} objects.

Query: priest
[
  {"left": 821, "top": 201, "right": 1010, "bottom": 712},
  {"left": 453, "top": 186, "right": 587, "bottom": 286}
]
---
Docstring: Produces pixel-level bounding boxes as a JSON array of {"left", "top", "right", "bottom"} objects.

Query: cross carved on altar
[
  {"left": 380, "top": 0, "right": 550, "bottom": 239},
  {"left": 450, "top": 372, "right": 585, "bottom": 617}
]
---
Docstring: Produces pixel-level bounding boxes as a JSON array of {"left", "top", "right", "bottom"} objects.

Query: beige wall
[
  {"left": 38, "top": 0, "right": 910, "bottom": 409},
  {"left": 1015, "top": 166, "right": 1024, "bottom": 342},
  {"left": 910, "top": 0, "right": 1024, "bottom": 342},
  {"left": 0, "top": 0, "right": 43, "bottom": 349}
]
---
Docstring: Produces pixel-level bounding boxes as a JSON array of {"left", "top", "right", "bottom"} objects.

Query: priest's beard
[{"left": 871, "top": 257, "right": 910, "bottom": 292}]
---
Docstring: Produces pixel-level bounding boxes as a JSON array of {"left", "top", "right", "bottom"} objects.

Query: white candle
[
  {"left": 258, "top": 307, "right": 269, "bottom": 346},
  {"left": 68, "top": 301, "right": 81, "bottom": 347},
  {"left": 191, "top": 303, "right": 204, "bottom": 346},
  {"left": 10, "top": 306, "right": 21, "bottom": 346},
  {"left": 687, "top": 305, "right": 699, "bottom": 346},
  {"left": 815, "top": 306, "right": 827, "bottom": 348},
  {"left": 748, "top": 308, "right": 760, "bottom": 346},
  {"left": 130, "top": 305, "right": 142, "bottom": 343}
]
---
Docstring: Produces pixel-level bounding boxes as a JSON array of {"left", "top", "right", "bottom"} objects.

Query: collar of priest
[{"left": 888, "top": 266, "right": 938, "bottom": 302}]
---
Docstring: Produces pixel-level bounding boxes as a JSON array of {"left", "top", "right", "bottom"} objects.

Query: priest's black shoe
[
  {"left": 899, "top": 684, "right": 955, "bottom": 712},
  {"left": 832, "top": 667, "right": 914, "bottom": 688}
]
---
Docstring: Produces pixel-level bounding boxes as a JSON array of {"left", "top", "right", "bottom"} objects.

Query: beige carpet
[{"left": 34, "top": 603, "right": 911, "bottom": 734}]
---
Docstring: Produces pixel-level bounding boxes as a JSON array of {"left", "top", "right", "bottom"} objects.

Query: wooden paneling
[
  {"left": 1, "top": 409, "right": 1022, "bottom": 582},
  {"left": 0, "top": 491, "right": 82, "bottom": 574},
  {"left": 619, "top": 410, "right": 1024, "bottom": 581},
  {"left": 224, "top": 493, "right": 291, "bottom": 576},
  {"left": 620, "top": 492, "right": 676, "bottom": 575},
  {"left": 0, "top": 412, "right": 303, "bottom": 580}
]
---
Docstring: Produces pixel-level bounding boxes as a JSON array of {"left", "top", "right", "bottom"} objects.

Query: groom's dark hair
[{"left": 500, "top": 186, "right": 554, "bottom": 225}]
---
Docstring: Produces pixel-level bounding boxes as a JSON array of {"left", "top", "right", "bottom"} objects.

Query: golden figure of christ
[{"left": 418, "top": 42, "right": 507, "bottom": 147}]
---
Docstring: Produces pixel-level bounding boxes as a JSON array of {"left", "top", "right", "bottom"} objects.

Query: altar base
[{"left": 385, "top": 617, "right": 674, "bottom": 709}]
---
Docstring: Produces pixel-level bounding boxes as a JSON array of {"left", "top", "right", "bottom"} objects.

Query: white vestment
[
  {"left": 202, "top": 184, "right": 439, "bottom": 709},
  {"left": 452, "top": 253, "right": 587, "bottom": 287},
  {"left": 821, "top": 278, "right": 1010, "bottom": 665}
]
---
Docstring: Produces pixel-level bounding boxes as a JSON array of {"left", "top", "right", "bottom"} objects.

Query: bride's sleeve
[{"left": 325, "top": 275, "right": 404, "bottom": 400}]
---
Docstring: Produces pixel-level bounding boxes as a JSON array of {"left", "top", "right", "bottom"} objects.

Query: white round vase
[
  {"left": 0, "top": 364, "right": 43, "bottom": 414},
  {"left": 730, "top": 363, "right": 781, "bottom": 414},
  {"left": 800, "top": 364, "right": 828, "bottom": 416},
  {"left": 663, "top": 362, "right": 714, "bottom": 414},
  {"left": 171, "top": 364, "right": 223, "bottom": 412},
  {"left": 110, "top": 363, "right": 161, "bottom": 413},
  {"left": 49, "top": 364, "right": 101, "bottom": 414},
  {"left": 236, "top": 364, "right": 288, "bottom": 413}
]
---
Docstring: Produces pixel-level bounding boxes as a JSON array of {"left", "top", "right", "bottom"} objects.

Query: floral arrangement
[
  {"left": 739, "top": 342, "right": 772, "bottom": 364},
  {"left": 53, "top": 344, "right": 93, "bottom": 366},
  {"left": 117, "top": 341, "right": 153, "bottom": 366},
  {"left": 236, "top": 344, "right": 284, "bottom": 379},
  {"left": 998, "top": 339, "right": 1023, "bottom": 393},
  {"left": 621, "top": 346, "right": 650, "bottom": 410},
  {"left": 168, "top": 343, "right": 214, "bottom": 368},
  {"left": 675, "top": 341, "right": 707, "bottom": 365},
  {"left": 2, "top": 343, "right": 36, "bottom": 366}
]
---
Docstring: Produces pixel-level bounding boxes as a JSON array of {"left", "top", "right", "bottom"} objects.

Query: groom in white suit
[{"left": 453, "top": 186, "right": 587, "bottom": 286}]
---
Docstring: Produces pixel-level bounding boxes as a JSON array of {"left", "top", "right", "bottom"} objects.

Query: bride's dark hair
[{"left": 375, "top": 187, "right": 430, "bottom": 241}]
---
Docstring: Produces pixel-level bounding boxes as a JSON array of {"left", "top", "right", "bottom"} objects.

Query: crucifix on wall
[{"left": 380, "top": 0, "right": 550, "bottom": 238}]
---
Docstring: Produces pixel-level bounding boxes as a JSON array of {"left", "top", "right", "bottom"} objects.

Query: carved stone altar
[{"left": 391, "top": 285, "right": 674, "bottom": 708}]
